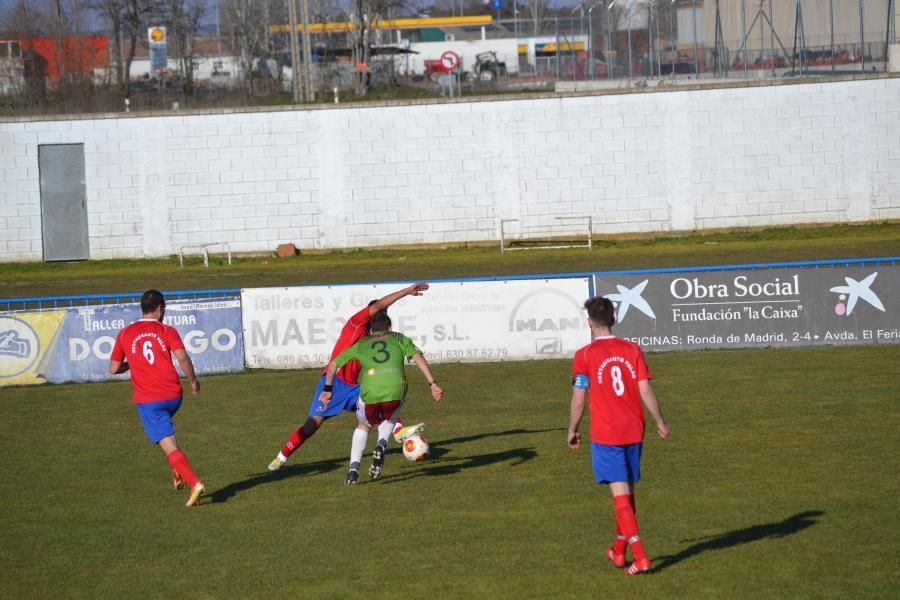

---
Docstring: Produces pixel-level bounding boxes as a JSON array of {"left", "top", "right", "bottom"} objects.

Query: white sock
[
  {"left": 277, "top": 452, "right": 287, "bottom": 462},
  {"left": 350, "top": 428, "right": 368, "bottom": 470},
  {"left": 377, "top": 420, "right": 395, "bottom": 449}
]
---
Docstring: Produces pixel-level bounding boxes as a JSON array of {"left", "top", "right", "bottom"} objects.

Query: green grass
[
  {"left": 2, "top": 222, "right": 899, "bottom": 299},
  {"left": 1, "top": 346, "right": 898, "bottom": 598},
  {"left": 1, "top": 221, "right": 899, "bottom": 597}
]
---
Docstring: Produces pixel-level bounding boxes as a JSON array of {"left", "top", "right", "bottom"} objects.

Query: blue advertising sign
[
  {"left": 44, "top": 299, "right": 244, "bottom": 384},
  {"left": 593, "top": 264, "right": 900, "bottom": 351}
]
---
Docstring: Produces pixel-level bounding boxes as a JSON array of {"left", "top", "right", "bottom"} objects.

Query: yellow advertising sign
[
  {"left": 271, "top": 15, "right": 493, "bottom": 34},
  {"left": 0, "top": 311, "right": 66, "bottom": 387}
]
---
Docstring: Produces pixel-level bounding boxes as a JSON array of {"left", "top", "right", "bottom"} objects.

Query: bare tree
[
  {"left": 222, "top": 0, "right": 285, "bottom": 95},
  {"left": 93, "top": 0, "right": 126, "bottom": 87},
  {"left": 349, "top": 0, "right": 412, "bottom": 96},
  {"left": 0, "top": 1, "right": 46, "bottom": 104},
  {"left": 121, "top": 0, "right": 159, "bottom": 97},
  {"left": 165, "top": 0, "right": 205, "bottom": 94}
]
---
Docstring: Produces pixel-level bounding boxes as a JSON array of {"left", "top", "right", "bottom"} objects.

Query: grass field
[
  {"left": 1, "top": 223, "right": 899, "bottom": 598},
  {"left": 2, "top": 222, "right": 899, "bottom": 299},
  {"left": 1, "top": 346, "right": 898, "bottom": 598}
]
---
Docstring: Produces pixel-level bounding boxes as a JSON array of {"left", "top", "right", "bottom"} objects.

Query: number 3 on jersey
[
  {"left": 142, "top": 340, "right": 156, "bottom": 365},
  {"left": 371, "top": 340, "right": 391, "bottom": 364}
]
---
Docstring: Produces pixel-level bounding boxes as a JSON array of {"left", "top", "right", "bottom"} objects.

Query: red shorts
[{"left": 358, "top": 400, "right": 402, "bottom": 426}]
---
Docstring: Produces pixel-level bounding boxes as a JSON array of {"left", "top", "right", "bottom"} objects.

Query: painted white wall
[{"left": 1, "top": 76, "right": 898, "bottom": 262}]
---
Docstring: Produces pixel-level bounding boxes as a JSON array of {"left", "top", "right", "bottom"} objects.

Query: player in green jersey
[{"left": 319, "top": 311, "right": 444, "bottom": 484}]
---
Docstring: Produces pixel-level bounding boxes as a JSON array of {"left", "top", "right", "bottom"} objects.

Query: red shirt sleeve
[
  {"left": 572, "top": 347, "right": 588, "bottom": 377},
  {"left": 110, "top": 330, "right": 126, "bottom": 362},
  {"left": 330, "top": 306, "right": 372, "bottom": 361},
  {"left": 347, "top": 306, "right": 371, "bottom": 329},
  {"left": 166, "top": 325, "right": 185, "bottom": 352},
  {"left": 635, "top": 345, "right": 652, "bottom": 381}
]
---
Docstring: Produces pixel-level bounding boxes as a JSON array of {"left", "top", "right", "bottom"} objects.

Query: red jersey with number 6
[
  {"left": 572, "top": 335, "right": 651, "bottom": 445},
  {"left": 111, "top": 319, "right": 185, "bottom": 404}
]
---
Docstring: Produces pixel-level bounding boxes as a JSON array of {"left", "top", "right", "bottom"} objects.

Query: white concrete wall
[{"left": 1, "top": 76, "right": 899, "bottom": 262}]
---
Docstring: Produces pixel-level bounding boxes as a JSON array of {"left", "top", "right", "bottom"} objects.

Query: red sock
[
  {"left": 281, "top": 427, "right": 308, "bottom": 458},
  {"left": 613, "top": 494, "right": 647, "bottom": 562},
  {"left": 613, "top": 521, "right": 627, "bottom": 555},
  {"left": 166, "top": 449, "right": 200, "bottom": 487}
]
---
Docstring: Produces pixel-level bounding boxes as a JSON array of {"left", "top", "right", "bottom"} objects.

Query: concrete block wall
[{"left": 0, "top": 76, "right": 898, "bottom": 262}]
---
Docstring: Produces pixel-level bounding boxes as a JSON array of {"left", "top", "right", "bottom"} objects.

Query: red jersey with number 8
[
  {"left": 111, "top": 319, "right": 185, "bottom": 404},
  {"left": 572, "top": 335, "right": 651, "bottom": 445}
]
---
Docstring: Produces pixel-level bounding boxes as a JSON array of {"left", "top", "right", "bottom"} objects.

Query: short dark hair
[
  {"left": 369, "top": 311, "right": 392, "bottom": 333},
  {"left": 141, "top": 290, "right": 165, "bottom": 315},
  {"left": 584, "top": 296, "right": 615, "bottom": 328}
]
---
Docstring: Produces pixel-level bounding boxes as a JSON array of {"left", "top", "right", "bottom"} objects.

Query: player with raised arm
[
  {"left": 109, "top": 290, "right": 206, "bottom": 507},
  {"left": 568, "top": 296, "right": 670, "bottom": 575},
  {"left": 320, "top": 311, "right": 443, "bottom": 484},
  {"left": 267, "top": 283, "right": 430, "bottom": 472}
]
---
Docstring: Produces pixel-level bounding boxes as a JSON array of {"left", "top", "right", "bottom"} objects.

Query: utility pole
[
  {"left": 299, "top": 0, "right": 314, "bottom": 102},
  {"left": 288, "top": 0, "right": 301, "bottom": 103}
]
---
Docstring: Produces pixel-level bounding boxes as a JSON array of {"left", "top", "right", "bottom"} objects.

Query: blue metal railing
[
  {"left": 0, "top": 288, "right": 240, "bottom": 313},
  {"left": 1, "top": 257, "right": 897, "bottom": 313}
]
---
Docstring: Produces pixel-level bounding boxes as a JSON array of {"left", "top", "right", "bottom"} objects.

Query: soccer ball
[{"left": 402, "top": 434, "right": 429, "bottom": 462}]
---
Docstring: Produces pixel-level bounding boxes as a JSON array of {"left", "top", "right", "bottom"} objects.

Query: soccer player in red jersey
[
  {"left": 267, "top": 283, "right": 430, "bottom": 472},
  {"left": 109, "top": 290, "right": 205, "bottom": 507},
  {"left": 568, "top": 296, "right": 670, "bottom": 575}
]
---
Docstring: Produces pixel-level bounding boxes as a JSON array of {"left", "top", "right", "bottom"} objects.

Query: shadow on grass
[
  {"left": 652, "top": 510, "right": 824, "bottom": 573},
  {"left": 372, "top": 446, "right": 538, "bottom": 485},
  {"left": 207, "top": 426, "right": 561, "bottom": 501},
  {"left": 207, "top": 456, "right": 345, "bottom": 504},
  {"left": 437, "top": 427, "right": 565, "bottom": 448}
]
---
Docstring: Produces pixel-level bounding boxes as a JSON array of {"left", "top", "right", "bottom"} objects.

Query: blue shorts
[
  {"left": 591, "top": 442, "right": 642, "bottom": 485},
  {"left": 308, "top": 374, "right": 360, "bottom": 419},
  {"left": 136, "top": 398, "right": 182, "bottom": 444}
]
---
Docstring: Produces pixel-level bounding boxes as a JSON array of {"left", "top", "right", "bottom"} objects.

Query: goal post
[{"left": 499, "top": 216, "right": 592, "bottom": 253}]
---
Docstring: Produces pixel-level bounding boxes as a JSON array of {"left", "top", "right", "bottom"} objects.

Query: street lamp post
[
  {"left": 570, "top": 5, "right": 586, "bottom": 80},
  {"left": 609, "top": 0, "right": 635, "bottom": 79},
  {"left": 691, "top": 0, "right": 699, "bottom": 76},
  {"left": 588, "top": 1, "right": 603, "bottom": 80},
  {"left": 607, "top": 0, "right": 616, "bottom": 78},
  {"left": 669, "top": 0, "right": 676, "bottom": 80}
]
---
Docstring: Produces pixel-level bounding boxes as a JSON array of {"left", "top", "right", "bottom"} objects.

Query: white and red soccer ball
[{"left": 402, "top": 434, "right": 429, "bottom": 462}]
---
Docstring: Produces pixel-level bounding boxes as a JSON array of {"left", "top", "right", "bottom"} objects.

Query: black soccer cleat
[
  {"left": 344, "top": 470, "right": 359, "bottom": 486},
  {"left": 369, "top": 443, "right": 386, "bottom": 480}
]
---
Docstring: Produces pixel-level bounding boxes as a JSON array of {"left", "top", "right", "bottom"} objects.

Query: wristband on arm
[{"left": 323, "top": 383, "right": 333, "bottom": 392}]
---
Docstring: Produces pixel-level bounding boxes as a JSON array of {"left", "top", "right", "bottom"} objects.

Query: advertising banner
[
  {"left": 593, "top": 265, "right": 900, "bottom": 351},
  {"left": 0, "top": 311, "right": 66, "bottom": 386},
  {"left": 241, "top": 278, "right": 592, "bottom": 369},
  {"left": 148, "top": 26, "right": 167, "bottom": 72},
  {"left": 41, "top": 299, "right": 244, "bottom": 384}
]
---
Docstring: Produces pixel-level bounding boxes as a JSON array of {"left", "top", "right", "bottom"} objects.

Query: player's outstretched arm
[
  {"left": 319, "top": 360, "right": 339, "bottom": 405},
  {"left": 173, "top": 349, "right": 200, "bottom": 395},
  {"left": 411, "top": 354, "right": 442, "bottom": 401},
  {"left": 568, "top": 388, "right": 586, "bottom": 449},
  {"left": 638, "top": 379, "right": 669, "bottom": 438},
  {"left": 369, "top": 283, "right": 429, "bottom": 315}
]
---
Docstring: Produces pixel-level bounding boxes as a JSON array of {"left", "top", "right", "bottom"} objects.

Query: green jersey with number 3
[{"left": 333, "top": 332, "right": 422, "bottom": 404}]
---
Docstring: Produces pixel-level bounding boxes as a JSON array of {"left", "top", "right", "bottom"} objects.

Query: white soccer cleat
[
  {"left": 393, "top": 422, "right": 425, "bottom": 444},
  {"left": 267, "top": 456, "right": 286, "bottom": 472}
]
